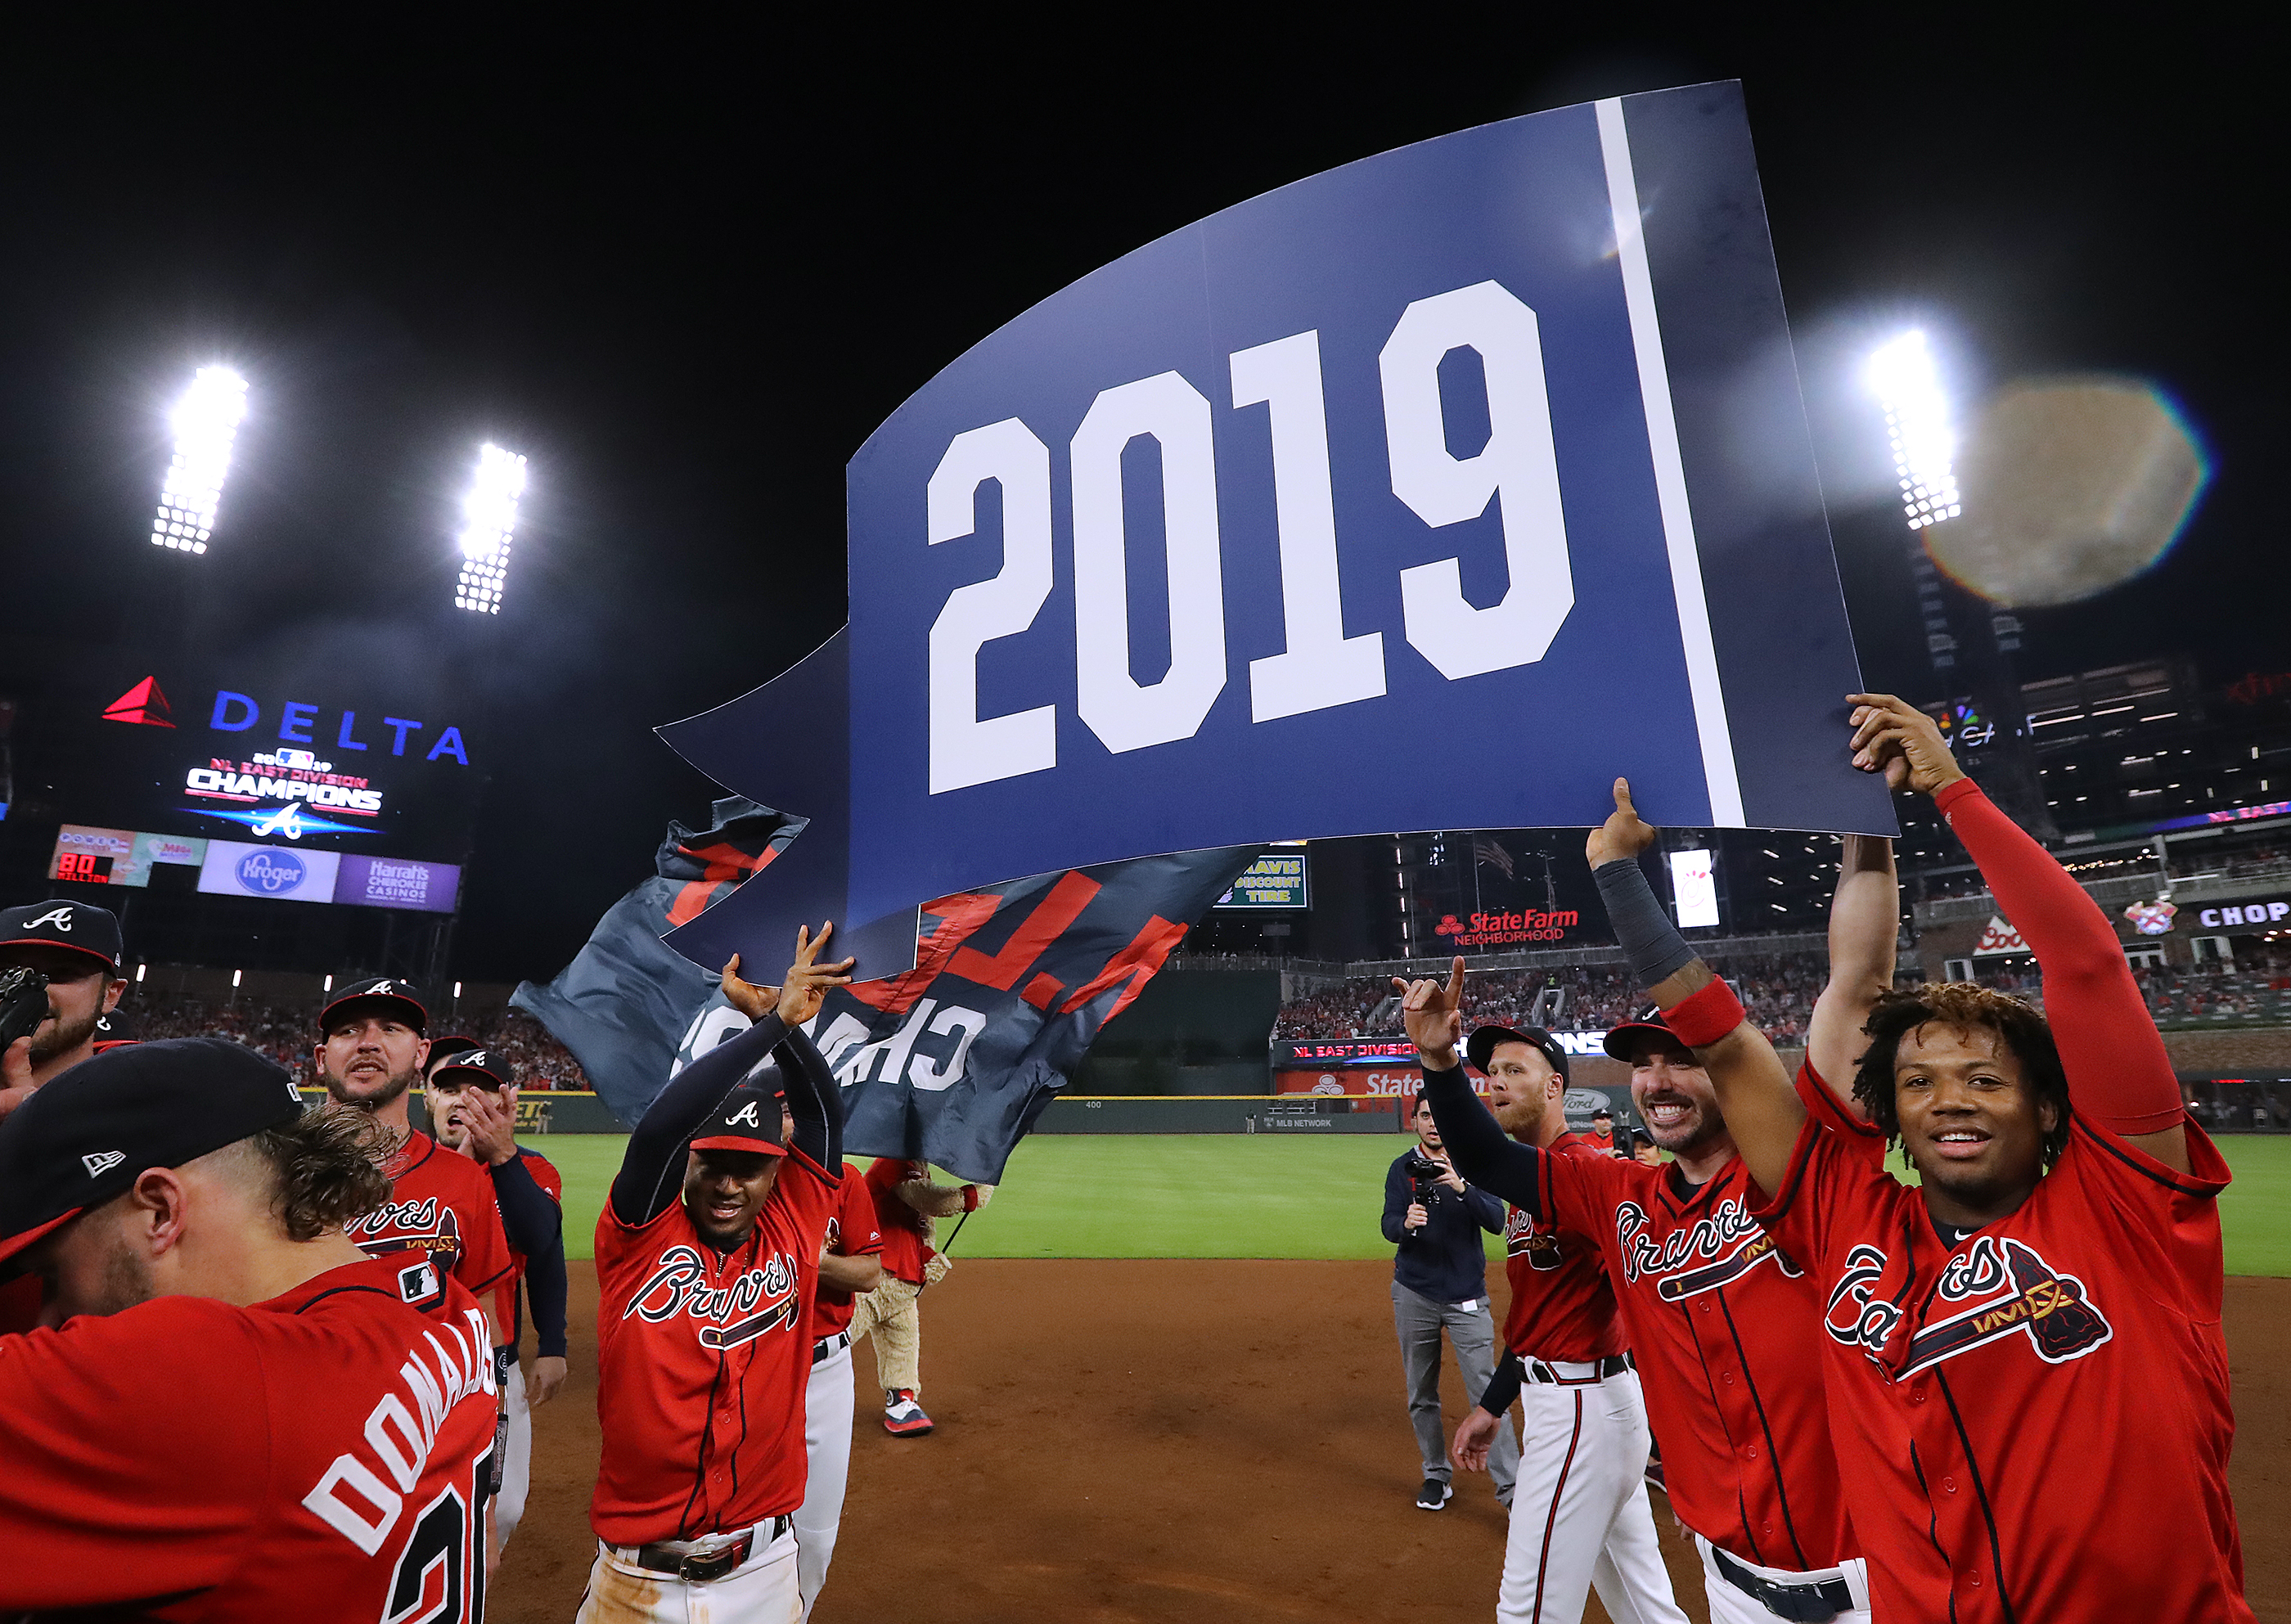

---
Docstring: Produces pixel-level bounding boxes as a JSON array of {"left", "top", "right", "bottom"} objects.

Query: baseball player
[
  {"left": 1640, "top": 697, "right": 2250, "bottom": 1622},
  {"left": 314, "top": 977, "right": 515, "bottom": 1337},
  {"left": 579, "top": 925, "right": 853, "bottom": 1621},
  {"left": 1442, "top": 1023, "right": 1687, "bottom": 1624},
  {"left": 0, "top": 1037, "right": 498, "bottom": 1618},
  {"left": 429, "top": 1046, "right": 571, "bottom": 1550},
  {"left": 1584, "top": 1105, "right": 1616, "bottom": 1154},
  {"left": 794, "top": 1158, "right": 885, "bottom": 1614},
  {"left": 1384, "top": 1092, "right": 1516, "bottom": 1511},
  {"left": 852, "top": 1157, "right": 992, "bottom": 1436},
  {"left": 1408, "top": 833, "right": 1899, "bottom": 1624},
  {"left": 0, "top": 899, "right": 130, "bottom": 1336}
]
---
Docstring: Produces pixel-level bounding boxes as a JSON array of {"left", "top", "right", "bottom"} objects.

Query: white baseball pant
[
  {"left": 1498, "top": 1365, "right": 1687, "bottom": 1624},
  {"left": 1693, "top": 1533, "right": 1872, "bottom": 1624},
  {"left": 493, "top": 1358, "right": 532, "bottom": 1548},
  {"left": 574, "top": 1520, "right": 800, "bottom": 1623},
  {"left": 793, "top": 1333, "right": 855, "bottom": 1616}
]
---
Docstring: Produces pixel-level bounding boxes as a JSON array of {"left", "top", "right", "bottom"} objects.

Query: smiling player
[{"left": 1582, "top": 695, "right": 2253, "bottom": 1622}]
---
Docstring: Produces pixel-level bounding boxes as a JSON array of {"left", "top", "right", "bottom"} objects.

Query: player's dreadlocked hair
[
  {"left": 231, "top": 1107, "right": 394, "bottom": 1241},
  {"left": 1850, "top": 983, "right": 2073, "bottom": 1171}
]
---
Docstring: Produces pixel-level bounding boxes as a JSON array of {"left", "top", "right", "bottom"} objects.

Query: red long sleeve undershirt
[{"left": 1935, "top": 777, "right": 2184, "bottom": 1135}]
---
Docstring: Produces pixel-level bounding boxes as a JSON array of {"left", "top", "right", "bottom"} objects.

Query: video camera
[
  {"left": 0, "top": 966, "right": 52, "bottom": 1051},
  {"left": 1405, "top": 1149, "right": 1458, "bottom": 1214}
]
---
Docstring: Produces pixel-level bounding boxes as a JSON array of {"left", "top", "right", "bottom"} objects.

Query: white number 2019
[{"left": 925, "top": 279, "right": 1570, "bottom": 793}]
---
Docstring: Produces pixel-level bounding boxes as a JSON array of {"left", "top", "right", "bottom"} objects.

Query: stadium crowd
[{"left": 125, "top": 996, "right": 590, "bottom": 1088}]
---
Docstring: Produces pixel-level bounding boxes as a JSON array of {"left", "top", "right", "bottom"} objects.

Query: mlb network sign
[{"left": 662, "top": 83, "right": 1894, "bottom": 978}]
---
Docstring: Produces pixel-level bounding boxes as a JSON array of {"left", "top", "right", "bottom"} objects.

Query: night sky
[{"left": 0, "top": 16, "right": 2271, "bottom": 981}]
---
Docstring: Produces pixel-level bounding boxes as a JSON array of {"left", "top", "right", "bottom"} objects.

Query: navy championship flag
[
  {"left": 662, "top": 82, "right": 1894, "bottom": 983},
  {"left": 513, "top": 799, "right": 1258, "bottom": 1181}
]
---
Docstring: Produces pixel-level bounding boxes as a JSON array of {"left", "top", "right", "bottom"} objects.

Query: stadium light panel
[
  {"left": 150, "top": 366, "right": 249, "bottom": 554},
  {"left": 1868, "top": 331, "right": 1960, "bottom": 529},
  {"left": 453, "top": 443, "right": 528, "bottom": 614}
]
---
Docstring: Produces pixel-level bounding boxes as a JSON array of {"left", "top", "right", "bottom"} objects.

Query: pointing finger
[{"left": 1614, "top": 777, "right": 1636, "bottom": 816}]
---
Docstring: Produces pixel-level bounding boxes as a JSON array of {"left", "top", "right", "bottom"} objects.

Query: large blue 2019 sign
[{"left": 663, "top": 83, "right": 1894, "bottom": 977}]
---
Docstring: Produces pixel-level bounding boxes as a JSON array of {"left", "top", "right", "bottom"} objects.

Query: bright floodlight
[
  {"left": 1869, "top": 331, "right": 1960, "bottom": 529},
  {"left": 150, "top": 367, "right": 248, "bottom": 554},
  {"left": 453, "top": 443, "right": 528, "bottom": 614}
]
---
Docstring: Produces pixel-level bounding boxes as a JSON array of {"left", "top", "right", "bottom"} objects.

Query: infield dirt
[{"left": 497, "top": 1262, "right": 2289, "bottom": 1623}]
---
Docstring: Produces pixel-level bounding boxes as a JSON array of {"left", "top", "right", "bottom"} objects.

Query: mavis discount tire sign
[{"left": 660, "top": 83, "right": 1893, "bottom": 978}]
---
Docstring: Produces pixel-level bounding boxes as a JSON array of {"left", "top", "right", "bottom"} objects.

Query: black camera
[
  {"left": 1405, "top": 1149, "right": 1455, "bottom": 1212},
  {"left": 0, "top": 966, "right": 52, "bottom": 1051}
]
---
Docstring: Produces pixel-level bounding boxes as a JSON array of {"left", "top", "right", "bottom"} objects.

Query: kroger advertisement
[
  {"left": 56, "top": 647, "right": 485, "bottom": 861},
  {"left": 196, "top": 840, "right": 461, "bottom": 913}
]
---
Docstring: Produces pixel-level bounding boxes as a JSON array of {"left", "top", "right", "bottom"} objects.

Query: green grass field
[{"left": 525, "top": 1131, "right": 2291, "bottom": 1276}]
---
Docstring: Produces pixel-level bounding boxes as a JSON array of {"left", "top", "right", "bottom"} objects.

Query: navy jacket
[{"left": 1382, "top": 1148, "right": 1503, "bottom": 1304}]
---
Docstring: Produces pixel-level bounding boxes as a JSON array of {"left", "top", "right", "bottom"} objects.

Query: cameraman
[{"left": 1383, "top": 1093, "right": 1515, "bottom": 1512}]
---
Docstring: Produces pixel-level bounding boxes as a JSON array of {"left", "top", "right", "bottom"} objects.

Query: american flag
[{"left": 1472, "top": 837, "right": 1515, "bottom": 879}]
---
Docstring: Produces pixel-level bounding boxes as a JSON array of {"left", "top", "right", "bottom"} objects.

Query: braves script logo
[
  {"left": 1505, "top": 1205, "right": 1564, "bottom": 1271},
  {"left": 1614, "top": 1197, "right": 1802, "bottom": 1302},
  {"left": 346, "top": 1196, "right": 463, "bottom": 1265},
  {"left": 1825, "top": 1235, "right": 2112, "bottom": 1379},
  {"left": 624, "top": 1244, "right": 802, "bottom": 1351}
]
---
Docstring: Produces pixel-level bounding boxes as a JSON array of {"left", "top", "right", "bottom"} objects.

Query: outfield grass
[{"left": 523, "top": 1131, "right": 2291, "bottom": 1275}]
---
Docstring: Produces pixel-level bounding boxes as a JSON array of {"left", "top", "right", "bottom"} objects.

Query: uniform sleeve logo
[
  {"left": 397, "top": 1260, "right": 441, "bottom": 1302},
  {"left": 81, "top": 1150, "right": 126, "bottom": 1177}
]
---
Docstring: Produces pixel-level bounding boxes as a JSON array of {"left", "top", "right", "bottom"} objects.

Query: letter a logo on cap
[
  {"left": 725, "top": 1101, "right": 763, "bottom": 1127},
  {"left": 82, "top": 1150, "right": 125, "bottom": 1177},
  {"left": 27, "top": 906, "right": 74, "bottom": 932}
]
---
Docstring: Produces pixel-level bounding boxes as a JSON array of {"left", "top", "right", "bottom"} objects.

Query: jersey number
[{"left": 382, "top": 1448, "right": 490, "bottom": 1624}]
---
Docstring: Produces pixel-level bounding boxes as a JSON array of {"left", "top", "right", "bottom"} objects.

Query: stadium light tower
[
  {"left": 453, "top": 443, "right": 528, "bottom": 614},
  {"left": 150, "top": 366, "right": 249, "bottom": 554},
  {"left": 1867, "top": 330, "right": 1960, "bottom": 529}
]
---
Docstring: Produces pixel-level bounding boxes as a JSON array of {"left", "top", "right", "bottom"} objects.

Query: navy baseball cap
[
  {"left": 1465, "top": 1023, "right": 1570, "bottom": 1082},
  {"left": 690, "top": 1067, "right": 789, "bottom": 1157},
  {"left": 319, "top": 978, "right": 428, "bottom": 1036},
  {"left": 0, "top": 900, "right": 124, "bottom": 974},
  {"left": 0, "top": 1037, "right": 306, "bottom": 1270},
  {"left": 422, "top": 1034, "right": 484, "bottom": 1075},
  {"left": 1603, "top": 1008, "right": 1695, "bottom": 1062},
  {"left": 430, "top": 1048, "right": 506, "bottom": 1089},
  {"left": 92, "top": 1006, "right": 136, "bottom": 1050}
]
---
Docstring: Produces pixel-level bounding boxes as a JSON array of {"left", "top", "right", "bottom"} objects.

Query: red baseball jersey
[
  {"left": 1499, "top": 1131, "right": 1625, "bottom": 1363},
  {"left": 0, "top": 1254, "right": 497, "bottom": 1621},
  {"left": 812, "top": 1162, "right": 885, "bottom": 1338},
  {"left": 1582, "top": 1128, "right": 1615, "bottom": 1155},
  {"left": 863, "top": 1156, "right": 934, "bottom": 1285},
  {"left": 1754, "top": 1111, "right": 2249, "bottom": 1622},
  {"left": 493, "top": 1145, "right": 564, "bottom": 1347},
  {"left": 590, "top": 1149, "right": 838, "bottom": 1545},
  {"left": 346, "top": 1130, "right": 515, "bottom": 1326},
  {"left": 1520, "top": 1067, "right": 1872, "bottom": 1573}
]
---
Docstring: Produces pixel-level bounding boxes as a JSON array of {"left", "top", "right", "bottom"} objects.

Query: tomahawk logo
[
  {"left": 25, "top": 906, "right": 74, "bottom": 932},
  {"left": 1504, "top": 1206, "right": 1565, "bottom": 1271},
  {"left": 82, "top": 1150, "right": 125, "bottom": 1177},
  {"left": 1825, "top": 1235, "right": 2113, "bottom": 1378}
]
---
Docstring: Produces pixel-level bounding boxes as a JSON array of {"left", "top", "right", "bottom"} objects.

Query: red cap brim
[
  {"left": 0, "top": 1208, "right": 83, "bottom": 1273},
  {"left": 689, "top": 1134, "right": 790, "bottom": 1157}
]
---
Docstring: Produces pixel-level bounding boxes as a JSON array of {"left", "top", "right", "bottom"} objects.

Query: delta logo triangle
[
  {"left": 101, "top": 677, "right": 174, "bottom": 728},
  {"left": 1973, "top": 915, "right": 2028, "bottom": 956}
]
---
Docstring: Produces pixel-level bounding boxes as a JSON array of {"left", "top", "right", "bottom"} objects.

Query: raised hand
[
  {"left": 775, "top": 922, "right": 856, "bottom": 1027},
  {"left": 452, "top": 1086, "right": 520, "bottom": 1167},
  {"left": 1847, "top": 693, "right": 1967, "bottom": 797},
  {"left": 1585, "top": 777, "right": 1658, "bottom": 869},
  {"left": 1392, "top": 956, "right": 1465, "bottom": 1068}
]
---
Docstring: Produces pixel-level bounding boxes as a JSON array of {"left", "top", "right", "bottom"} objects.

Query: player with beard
[
  {"left": 1645, "top": 699, "right": 2250, "bottom": 1622},
  {"left": 1, "top": 901, "right": 132, "bottom": 1335},
  {"left": 314, "top": 978, "right": 512, "bottom": 1343},
  {"left": 428, "top": 1048, "right": 569, "bottom": 1550},
  {"left": 1438, "top": 1022, "right": 1688, "bottom": 1624},
  {"left": 1411, "top": 835, "right": 1897, "bottom": 1624}
]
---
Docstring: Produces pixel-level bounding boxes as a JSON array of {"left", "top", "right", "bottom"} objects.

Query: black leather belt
[
  {"left": 812, "top": 1329, "right": 851, "bottom": 1364},
  {"left": 629, "top": 1517, "right": 789, "bottom": 1582},
  {"left": 1524, "top": 1352, "right": 1632, "bottom": 1384},
  {"left": 1711, "top": 1546, "right": 1853, "bottom": 1622}
]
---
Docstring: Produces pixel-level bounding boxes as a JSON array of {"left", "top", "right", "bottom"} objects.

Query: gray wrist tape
[{"left": 1595, "top": 858, "right": 1698, "bottom": 987}]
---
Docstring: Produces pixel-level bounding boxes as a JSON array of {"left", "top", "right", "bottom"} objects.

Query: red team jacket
[
  {"left": 590, "top": 1146, "right": 838, "bottom": 1545},
  {"left": 812, "top": 1162, "right": 885, "bottom": 1339},
  {"left": 0, "top": 1255, "right": 498, "bottom": 1622},
  {"left": 1500, "top": 1131, "right": 1625, "bottom": 1363},
  {"left": 862, "top": 1156, "right": 934, "bottom": 1285},
  {"left": 348, "top": 1128, "right": 515, "bottom": 1329}
]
